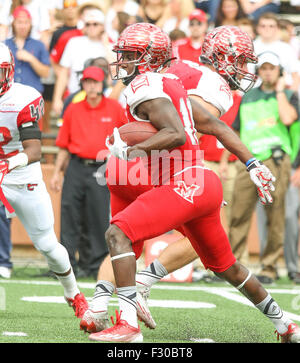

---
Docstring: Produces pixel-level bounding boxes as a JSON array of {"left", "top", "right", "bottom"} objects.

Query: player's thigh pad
[{"left": 3, "top": 181, "right": 55, "bottom": 240}]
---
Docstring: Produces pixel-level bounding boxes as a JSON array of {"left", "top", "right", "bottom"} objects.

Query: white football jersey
[
  {"left": 168, "top": 60, "right": 233, "bottom": 117},
  {"left": 0, "top": 82, "right": 43, "bottom": 184}
]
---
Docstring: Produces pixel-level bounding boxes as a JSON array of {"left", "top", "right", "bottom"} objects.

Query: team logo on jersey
[
  {"left": 131, "top": 75, "right": 149, "bottom": 93},
  {"left": 219, "top": 83, "right": 232, "bottom": 99},
  {"left": 173, "top": 181, "right": 200, "bottom": 204}
]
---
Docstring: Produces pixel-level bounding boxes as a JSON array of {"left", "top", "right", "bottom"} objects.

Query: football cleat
[
  {"left": 65, "top": 292, "right": 88, "bottom": 319},
  {"left": 89, "top": 310, "right": 143, "bottom": 343},
  {"left": 80, "top": 309, "right": 110, "bottom": 333},
  {"left": 276, "top": 323, "right": 300, "bottom": 343},
  {"left": 136, "top": 283, "right": 156, "bottom": 329}
]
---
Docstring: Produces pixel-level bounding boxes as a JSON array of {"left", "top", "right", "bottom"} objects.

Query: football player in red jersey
[
  {"left": 0, "top": 42, "right": 88, "bottom": 318},
  {"left": 83, "top": 24, "right": 300, "bottom": 343}
]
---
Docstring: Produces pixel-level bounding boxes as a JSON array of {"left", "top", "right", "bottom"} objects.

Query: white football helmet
[{"left": 0, "top": 43, "right": 14, "bottom": 96}]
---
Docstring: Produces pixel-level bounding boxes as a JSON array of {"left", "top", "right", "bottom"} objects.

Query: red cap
[
  {"left": 189, "top": 9, "right": 207, "bottom": 23},
  {"left": 12, "top": 6, "right": 32, "bottom": 20},
  {"left": 81, "top": 66, "right": 105, "bottom": 82}
]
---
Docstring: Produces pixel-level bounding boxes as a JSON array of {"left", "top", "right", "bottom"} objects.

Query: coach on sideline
[{"left": 50, "top": 66, "right": 127, "bottom": 278}]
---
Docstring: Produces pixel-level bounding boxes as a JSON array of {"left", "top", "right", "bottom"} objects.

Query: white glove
[
  {"left": 247, "top": 159, "right": 276, "bottom": 205},
  {"left": 105, "top": 128, "right": 129, "bottom": 160}
]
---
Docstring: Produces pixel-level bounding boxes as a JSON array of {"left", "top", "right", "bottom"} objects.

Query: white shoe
[
  {"left": 0, "top": 266, "right": 11, "bottom": 279},
  {"left": 136, "top": 283, "right": 156, "bottom": 329},
  {"left": 80, "top": 308, "right": 110, "bottom": 333}
]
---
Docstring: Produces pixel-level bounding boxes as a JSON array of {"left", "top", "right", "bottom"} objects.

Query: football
[{"left": 109, "top": 121, "right": 158, "bottom": 146}]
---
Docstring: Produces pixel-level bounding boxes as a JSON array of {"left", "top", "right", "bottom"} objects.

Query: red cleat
[
  {"left": 89, "top": 310, "right": 143, "bottom": 343},
  {"left": 276, "top": 323, "right": 300, "bottom": 343},
  {"left": 65, "top": 292, "right": 89, "bottom": 319}
]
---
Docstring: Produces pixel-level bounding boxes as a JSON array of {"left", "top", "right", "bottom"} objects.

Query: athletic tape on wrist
[
  {"left": 111, "top": 252, "right": 136, "bottom": 261},
  {"left": 245, "top": 157, "right": 256, "bottom": 167}
]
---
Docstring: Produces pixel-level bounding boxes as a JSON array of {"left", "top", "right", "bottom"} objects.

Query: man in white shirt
[
  {"left": 253, "top": 12, "right": 300, "bottom": 91},
  {"left": 52, "top": 8, "right": 109, "bottom": 115}
]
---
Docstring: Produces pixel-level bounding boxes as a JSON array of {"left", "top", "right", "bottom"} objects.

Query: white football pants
[{"left": 2, "top": 181, "right": 70, "bottom": 274}]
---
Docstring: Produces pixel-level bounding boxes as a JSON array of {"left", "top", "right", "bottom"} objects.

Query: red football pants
[{"left": 109, "top": 167, "right": 236, "bottom": 273}]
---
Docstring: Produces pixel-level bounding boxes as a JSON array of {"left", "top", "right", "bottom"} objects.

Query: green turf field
[{"left": 0, "top": 268, "right": 300, "bottom": 344}]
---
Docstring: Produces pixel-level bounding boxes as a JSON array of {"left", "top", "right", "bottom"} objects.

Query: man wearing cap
[
  {"left": 52, "top": 8, "right": 109, "bottom": 116},
  {"left": 172, "top": 9, "right": 208, "bottom": 64},
  {"left": 50, "top": 66, "right": 127, "bottom": 278},
  {"left": 228, "top": 51, "right": 300, "bottom": 284}
]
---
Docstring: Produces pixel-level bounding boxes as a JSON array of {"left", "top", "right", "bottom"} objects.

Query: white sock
[
  {"left": 255, "top": 293, "right": 292, "bottom": 334},
  {"left": 136, "top": 259, "right": 168, "bottom": 287},
  {"left": 117, "top": 286, "right": 138, "bottom": 328},
  {"left": 91, "top": 280, "right": 114, "bottom": 312},
  {"left": 55, "top": 268, "right": 80, "bottom": 299}
]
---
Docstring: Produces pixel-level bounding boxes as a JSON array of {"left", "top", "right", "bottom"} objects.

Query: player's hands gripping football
[
  {"left": 106, "top": 127, "right": 129, "bottom": 160},
  {"left": 247, "top": 159, "right": 276, "bottom": 205},
  {"left": 0, "top": 160, "right": 9, "bottom": 185}
]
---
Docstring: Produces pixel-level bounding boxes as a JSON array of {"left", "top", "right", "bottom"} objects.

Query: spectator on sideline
[
  {"left": 138, "top": 0, "right": 171, "bottom": 28},
  {"left": 162, "top": 0, "right": 196, "bottom": 36},
  {"left": 193, "top": 0, "right": 220, "bottom": 25},
  {"left": 50, "top": 66, "right": 127, "bottom": 278},
  {"left": 0, "top": 206, "right": 12, "bottom": 279},
  {"left": 5, "top": 7, "right": 50, "bottom": 95},
  {"left": 256, "top": 147, "right": 300, "bottom": 284},
  {"left": 0, "top": 0, "right": 51, "bottom": 45},
  {"left": 172, "top": 9, "right": 208, "bottom": 64},
  {"left": 239, "top": 0, "right": 280, "bottom": 22},
  {"left": 214, "top": 0, "right": 246, "bottom": 28},
  {"left": 253, "top": 12, "right": 300, "bottom": 92},
  {"left": 229, "top": 52, "right": 299, "bottom": 284},
  {"left": 52, "top": 8, "right": 109, "bottom": 116},
  {"left": 237, "top": 17, "right": 256, "bottom": 40},
  {"left": 105, "top": 0, "right": 140, "bottom": 42},
  {"left": 278, "top": 19, "right": 300, "bottom": 61}
]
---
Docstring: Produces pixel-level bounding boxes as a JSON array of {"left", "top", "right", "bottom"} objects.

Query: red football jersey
[{"left": 123, "top": 72, "right": 201, "bottom": 185}]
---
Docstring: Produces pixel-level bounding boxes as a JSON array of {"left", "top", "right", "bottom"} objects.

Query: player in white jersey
[{"left": 0, "top": 43, "right": 88, "bottom": 318}]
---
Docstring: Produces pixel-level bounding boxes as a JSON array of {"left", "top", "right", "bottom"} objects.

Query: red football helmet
[
  {"left": 200, "top": 26, "right": 258, "bottom": 92},
  {"left": 0, "top": 43, "right": 14, "bottom": 96},
  {"left": 110, "top": 23, "right": 172, "bottom": 84}
]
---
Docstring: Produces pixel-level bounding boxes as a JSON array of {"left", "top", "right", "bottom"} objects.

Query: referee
[{"left": 50, "top": 66, "right": 127, "bottom": 277}]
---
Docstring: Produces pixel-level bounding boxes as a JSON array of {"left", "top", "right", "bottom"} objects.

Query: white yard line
[{"left": 2, "top": 279, "right": 300, "bottom": 320}]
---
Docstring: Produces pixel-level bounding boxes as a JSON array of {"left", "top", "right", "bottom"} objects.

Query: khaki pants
[
  {"left": 228, "top": 155, "right": 291, "bottom": 279},
  {"left": 204, "top": 160, "right": 237, "bottom": 226}
]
